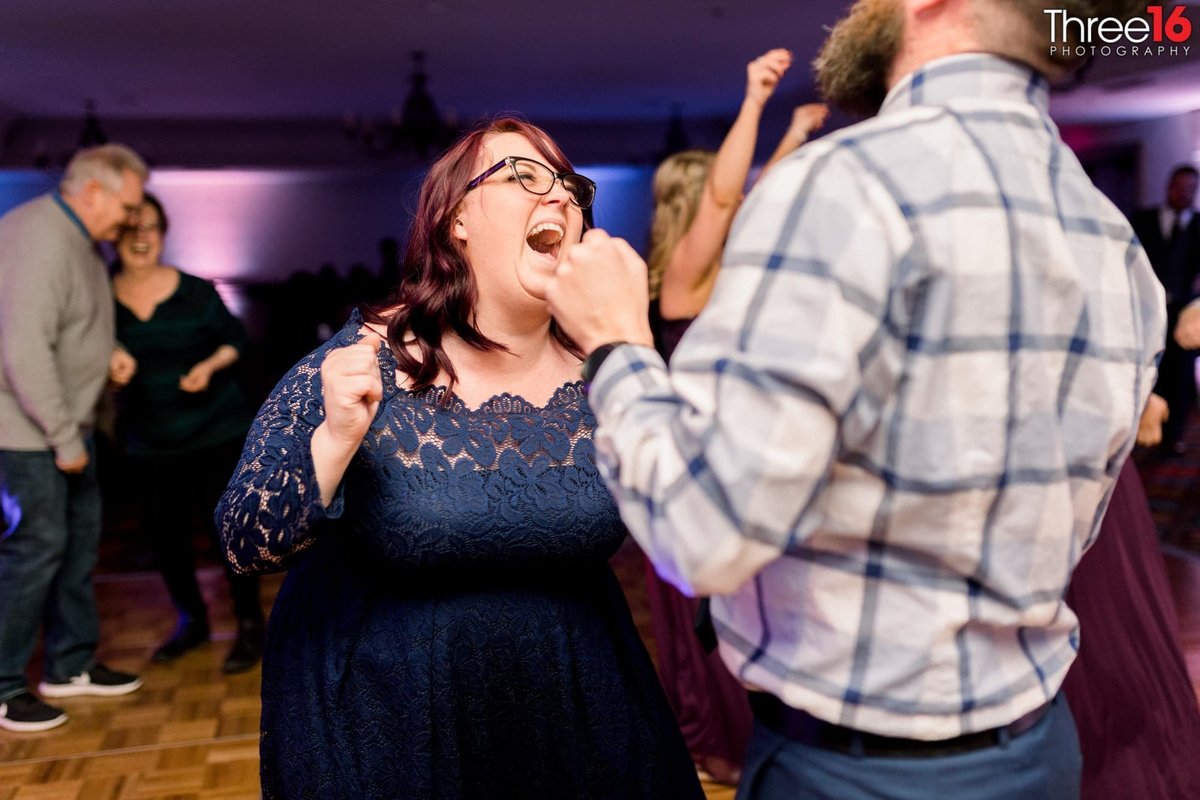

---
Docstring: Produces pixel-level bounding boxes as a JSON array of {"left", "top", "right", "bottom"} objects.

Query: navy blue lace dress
[{"left": 216, "top": 315, "right": 703, "bottom": 800}]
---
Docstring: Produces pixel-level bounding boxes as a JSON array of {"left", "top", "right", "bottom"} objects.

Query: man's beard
[{"left": 814, "top": 0, "right": 905, "bottom": 118}]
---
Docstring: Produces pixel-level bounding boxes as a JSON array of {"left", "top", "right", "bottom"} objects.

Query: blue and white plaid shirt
[{"left": 590, "top": 54, "right": 1165, "bottom": 740}]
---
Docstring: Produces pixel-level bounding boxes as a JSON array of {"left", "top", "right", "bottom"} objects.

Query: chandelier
[
  {"left": 33, "top": 99, "right": 109, "bottom": 169},
  {"left": 343, "top": 51, "right": 456, "bottom": 160}
]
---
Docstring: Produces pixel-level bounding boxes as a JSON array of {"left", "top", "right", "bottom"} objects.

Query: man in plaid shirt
[{"left": 548, "top": 0, "right": 1161, "bottom": 797}]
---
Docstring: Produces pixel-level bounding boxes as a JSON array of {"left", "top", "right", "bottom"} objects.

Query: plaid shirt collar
[{"left": 881, "top": 53, "right": 1051, "bottom": 116}]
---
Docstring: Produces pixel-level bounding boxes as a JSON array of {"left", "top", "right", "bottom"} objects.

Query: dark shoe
[
  {"left": 222, "top": 619, "right": 264, "bottom": 674},
  {"left": 151, "top": 617, "right": 210, "bottom": 663},
  {"left": 38, "top": 664, "right": 142, "bottom": 698},
  {"left": 0, "top": 691, "right": 68, "bottom": 732}
]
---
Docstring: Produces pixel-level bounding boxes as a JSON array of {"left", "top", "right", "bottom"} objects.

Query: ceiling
[
  {"left": 2, "top": 0, "right": 1199, "bottom": 130},
  {"left": 0, "top": 0, "right": 829, "bottom": 123}
]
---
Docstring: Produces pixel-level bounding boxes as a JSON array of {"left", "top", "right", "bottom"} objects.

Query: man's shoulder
[
  {"left": 0, "top": 191, "right": 55, "bottom": 223},
  {"left": 760, "top": 110, "right": 950, "bottom": 212},
  {"left": 823, "top": 104, "right": 956, "bottom": 149},
  {"left": 764, "top": 115, "right": 911, "bottom": 183},
  {"left": 781, "top": 105, "right": 965, "bottom": 187},
  {"left": 0, "top": 194, "right": 92, "bottom": 274},
  {"left": 0, "top": 194, "right": 75, "bottom": 243}
]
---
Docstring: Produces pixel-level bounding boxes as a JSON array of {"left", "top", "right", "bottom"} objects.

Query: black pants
[
  {"left": 129, "top": 439, "right": 261, "bottom": 625},
  {"left": 1158, "top": 311, "right": 1197, "bottom": 448}
]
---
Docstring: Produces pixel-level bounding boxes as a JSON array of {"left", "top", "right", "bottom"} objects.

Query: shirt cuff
[{"left": 586, "top": 344, "right": 669, "bottom": 426}]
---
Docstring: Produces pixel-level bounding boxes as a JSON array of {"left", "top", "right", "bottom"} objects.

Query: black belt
[{"left": 749, "top": 692, "right": 1053, "bottom": 759}]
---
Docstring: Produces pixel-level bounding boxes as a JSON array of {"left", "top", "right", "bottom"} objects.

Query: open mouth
[
  {"left": 526, "top": 222, "right": 564, "bottom": 260},
  {"left": 129, "top": 242, "right": 152, "bottom": 255}
]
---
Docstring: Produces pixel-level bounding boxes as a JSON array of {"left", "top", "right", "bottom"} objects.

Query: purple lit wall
[{"left": 0, "top": 165, "right": 656, "bottom": 320}]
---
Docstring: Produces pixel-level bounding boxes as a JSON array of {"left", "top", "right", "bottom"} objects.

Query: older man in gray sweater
[{"left": 0, "top": 144, "right": 148, "bottom": 732}]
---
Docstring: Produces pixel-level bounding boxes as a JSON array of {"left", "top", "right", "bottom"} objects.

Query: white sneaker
[
  {"left": 38, "top": 663, "right": 142, "bottom": 698},
  {"left": 0, "top": 692, "right": 69, "bottom": 732}
]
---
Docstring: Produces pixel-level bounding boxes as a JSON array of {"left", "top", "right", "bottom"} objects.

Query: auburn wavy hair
[{"left": 363, "top": 116, "right": 584, "bottom": 394}]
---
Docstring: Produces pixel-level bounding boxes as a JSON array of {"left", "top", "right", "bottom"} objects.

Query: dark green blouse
[{"left": 115, "top": 271, "right": 252, "bottom": 456}]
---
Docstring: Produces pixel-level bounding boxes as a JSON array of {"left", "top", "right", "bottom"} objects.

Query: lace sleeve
[{"left": 215, "top": 341, "right": 343, "bottom": 574}]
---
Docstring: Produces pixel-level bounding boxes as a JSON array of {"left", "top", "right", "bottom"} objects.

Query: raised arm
[
  {"left": 659, "top": 49, "right": 792, "bottom": 320},
  {"left": 216, "top": 329, "right": 381, "bottom": 574},
  {"left": 762, "top": 103, "right": 829, "bottom": 176}
]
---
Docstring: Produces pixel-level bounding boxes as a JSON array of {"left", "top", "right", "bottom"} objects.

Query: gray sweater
[{"left": 0, "top": 193, "right": 114, "bottom": 462}]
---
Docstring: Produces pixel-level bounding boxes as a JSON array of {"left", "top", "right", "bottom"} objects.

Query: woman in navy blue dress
[{"left": 216, "top": 117, "right": 702, "bottom": 800}]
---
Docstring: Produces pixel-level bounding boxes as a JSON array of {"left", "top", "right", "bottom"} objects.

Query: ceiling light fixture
[{"left": 343, "top": 51, "right": 456, "bottom": 160}]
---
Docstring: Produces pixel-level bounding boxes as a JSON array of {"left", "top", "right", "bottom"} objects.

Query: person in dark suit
[{"left": 1131, "top": 164, "right": 1200, "bottom": 454}]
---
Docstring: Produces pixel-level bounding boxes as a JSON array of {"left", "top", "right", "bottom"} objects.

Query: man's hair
[
  {"left": 60, "top": 144, "right": 148, "bottom": 195},
  {"left": 1006, "top": 0, "right": 1148, "bottom": 32},
  {"left": 140, "top": 191, "right": 169, "bottom": 235},
  {"left": 1170, "top": 164, "right": 1200, "bottom": 182},
  {"left": 977, "top": 0, "right": 1148, "bottom": 75}
]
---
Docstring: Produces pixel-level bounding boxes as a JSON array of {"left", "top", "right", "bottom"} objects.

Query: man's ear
[
  {"left": 452, "top": 215, "right": 468, "bottom": 243},
  {"left": 80, "top": 178, "right": 103, "bottom": 210}
]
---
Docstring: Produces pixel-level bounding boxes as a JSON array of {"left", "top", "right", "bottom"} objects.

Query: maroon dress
[
  {"left": 644, "top": 303, "right": 754, "bottom": 782},
  {"left": 1062, "top": 460, "right": 1200, "bottom": 799}
]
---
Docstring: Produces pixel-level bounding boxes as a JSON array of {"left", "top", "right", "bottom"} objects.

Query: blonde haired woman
[{"left": 643, "top": 49, "right": 827, "bottom": 785}]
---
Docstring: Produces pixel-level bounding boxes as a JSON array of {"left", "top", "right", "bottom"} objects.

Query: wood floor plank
[
  {"left": 12, "top": 781, "right": 84, "bottom": 800},
  {"left": 78, "top": 752, "right": 159, "bottom": 779},
  {"left": 76, "top": 778, "right": 125, "bottom": 800},
  {"left": 118, "top": 766, "right": 206, "bottom": 799},
  {"left": 156, "top": 721, "right": 220, "bottom": 746}
]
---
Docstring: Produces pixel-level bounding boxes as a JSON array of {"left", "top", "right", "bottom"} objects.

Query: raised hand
[
  {"left": 764, "top": 102, "right": 831, "bottom": 172},
  {"left": 745, "top": 48, "right": 793, "bottom": 108},
  {"left": 311, "top": 334, "right": 386, "bottom": 507},
  {"left": 319, "top": 335, "right": 384, "bottom": 449},
  {"left": 1136, "top": 393, "right": 1169, "bottom": 447},
  {"left": 546, "top": 228, "right": 654, "bottom": 356},
  {"left": 788, "top": 103, "right": 830, "bottom": 140},
  {"left": 1175, "top": 303, "right": 1200, "bottom": 350}
]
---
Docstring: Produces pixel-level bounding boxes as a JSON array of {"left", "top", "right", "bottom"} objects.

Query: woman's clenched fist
[{"left": 320, "top": 336, "right": 385, "bottom": 448}]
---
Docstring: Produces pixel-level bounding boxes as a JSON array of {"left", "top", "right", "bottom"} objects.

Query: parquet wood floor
[
  {"left": 0, "top": 569, "right": 278, "bottom": 800},
  {"left": 3, "top": 545, "right": 1195, "bottom": 799}
]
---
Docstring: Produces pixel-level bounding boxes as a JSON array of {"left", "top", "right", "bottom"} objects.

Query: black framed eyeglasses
[
  {"left": 465, "top": 156, "right": 596, "bottom": 209},
  {"left": 122, "top": 222, "right": 161, "bottom": 235}
]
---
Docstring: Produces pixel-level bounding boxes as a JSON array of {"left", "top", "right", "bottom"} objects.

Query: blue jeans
[
  {"left": 0, "top": 444, "right": 101, "bottom": 700},
  {"left": 736, "top": 694, "right": 1081, "bottom": 800}
]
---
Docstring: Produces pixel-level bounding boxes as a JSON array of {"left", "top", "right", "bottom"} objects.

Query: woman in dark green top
[{"left": 112, "top": 193, "right": 262, "bottom": 673}]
